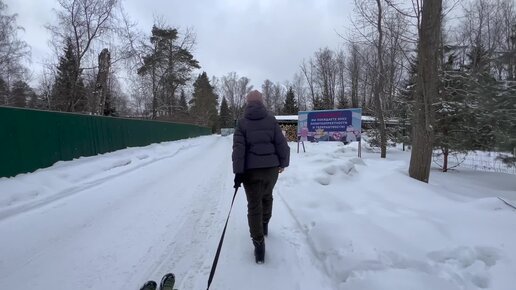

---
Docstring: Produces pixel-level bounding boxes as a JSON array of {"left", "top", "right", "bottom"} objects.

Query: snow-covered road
[
  {"left": 1, "top": 135, "right": 516, "bottom": 290},
  {"left": 0, "top": 136, "right": 332, "bottom": 290}
]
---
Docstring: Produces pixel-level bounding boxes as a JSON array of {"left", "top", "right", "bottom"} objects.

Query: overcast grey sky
[{"left": 6, "top": 0, "right": 353, "bottom": 88}]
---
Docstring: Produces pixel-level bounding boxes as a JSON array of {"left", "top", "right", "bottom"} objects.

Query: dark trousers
[{"left": 243, "top": 167, "right": 279, "bottom": 240}]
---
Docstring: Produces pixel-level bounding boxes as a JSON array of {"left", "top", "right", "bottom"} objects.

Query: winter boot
[
  {"left": 140, "top": 281, "right": 157, "bottom": 290},
  {"left": 253, "top": 238, "right": 265, "bottom": 264},
  {"left": 263, "top": 222, "right": 269, "bottom": 236},
  {"left": 159, "top": 273, "right": 175, "bottom": 290}
]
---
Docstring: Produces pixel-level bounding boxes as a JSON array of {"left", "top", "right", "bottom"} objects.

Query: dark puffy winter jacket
[{"left": 232, "top": 101, "right": 290, "bottom": 174}]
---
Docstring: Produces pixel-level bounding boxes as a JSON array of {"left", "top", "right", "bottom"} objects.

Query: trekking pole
[{"left": 206, "top": 187, "right": 239, "bottom": 290}]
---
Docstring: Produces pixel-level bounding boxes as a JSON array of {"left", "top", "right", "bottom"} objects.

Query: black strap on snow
[{"left": 206, "top": 187, "right": 239, "bottom": 290}]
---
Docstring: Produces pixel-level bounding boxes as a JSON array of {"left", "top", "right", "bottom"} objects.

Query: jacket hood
[{"left": 244, "top": 101, "right": 268, "bottom": 120}]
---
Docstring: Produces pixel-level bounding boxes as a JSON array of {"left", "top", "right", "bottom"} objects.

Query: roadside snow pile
[
  {"left": 0, "top": 137, "right": 209, "bottom": 221},
  {"left": 278, "top": 141, "right": 516, "bottom": 290}
]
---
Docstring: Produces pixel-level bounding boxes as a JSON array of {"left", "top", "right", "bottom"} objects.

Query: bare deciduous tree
[
  {"left": 373, "top": 0, "right": 388, "bottom": 158},
  {"left": 300, "top": 59, "right": 318, "bottom": 109},
  {"left": 0, "top": 1, "right": 30, "bottom": 84},
  {"left": 335, "top": 49, "right": 348, "bottom": 108},
  {"left": 262, "top": 79, "right": 275, "bottom": 112},
  {"left": 383, "top": 9, "right": 409, "bottom": 114},
  {"left": 220, "top": 72, "right": 252, "bottom": 120},
  {"left": 47, "top": 0, "right": 118, "bottom": 68},
  {"left": 292, "top": 73, "right": 308, "bottom": 111},
  {"left": 271, "top": 82, "right": 284, "bottom": 115},
  {"left": 455, "top": 0, "right": 516, "bottom": 81},
  {"left": 347, "top": 42, "right": 362, "bottom": 108},
  {"left": 351, "top": 0, "right": 388, "bottom": 157},
  {"left": 46, "top": 0, "right": 118, "bottom": 113},
  {"left": 221, "top": 72, "right": 238, "bottom": 116},
  {"left": 236, "top": 76, "right": 253, "bottom": 118},
  {"left": 314, "top": 47, "right": 338, "bottom": 109}
]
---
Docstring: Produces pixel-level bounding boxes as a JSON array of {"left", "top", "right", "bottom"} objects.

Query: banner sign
[{"left": 297, "top": 109, "right": 362, "bottom": 142}]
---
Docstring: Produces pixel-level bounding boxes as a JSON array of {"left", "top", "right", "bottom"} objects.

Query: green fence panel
[{"left": 0, "top": 106, "right": 211, "bottom": 178}]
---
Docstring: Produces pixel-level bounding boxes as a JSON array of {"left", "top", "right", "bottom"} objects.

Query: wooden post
[{"left": 297, "top": 136, "right": 305, "bottom": 153}]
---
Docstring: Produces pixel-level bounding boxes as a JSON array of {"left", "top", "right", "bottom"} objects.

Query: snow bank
[
  {"left": 0, "top": 137, "right": 209, "bottom": 221},
  {"left": 278, "top": 141, "right": 516, "bottom": 290}
]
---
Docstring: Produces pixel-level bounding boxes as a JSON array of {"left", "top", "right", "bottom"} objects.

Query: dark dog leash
[{"left": 206, "top": 186, "right": 239, "bottom": 289}]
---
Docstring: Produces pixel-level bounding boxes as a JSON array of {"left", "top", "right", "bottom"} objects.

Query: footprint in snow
[
  {"left": 339, "top": 162, "right": 356, "bottom": 175},
  {"left": 106, "top": 159, "right": 132, "bottom": 171},
  {"left": 324, "top": 165, "right": 337, "bottom": 175},
  {"left": 349, "top": 157, "right": 366, "bottom": 166},
  {"left": 136, "top": 154, "right": 149, "bottom": 160},
  {"left": 315, "top": 175, "right": 331, "bottom": 186},
  {"left": 427, "top": 246, "right": 501, "bottom": 289}
]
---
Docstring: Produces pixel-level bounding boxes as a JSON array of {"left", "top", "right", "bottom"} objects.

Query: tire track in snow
[
  {"left": 276, "top": 188, "right": 338, "bottom": 289},
  {"left": 118, "top": 136, "right": 234, "bottom": 290},
  {"left": 151, "top": 138, "right": 233, "bottom": 289}
]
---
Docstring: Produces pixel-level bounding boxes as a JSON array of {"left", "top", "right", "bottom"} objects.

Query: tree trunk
[
  {"left": 167, "top": 87, "right": 176, "bottom": 117},
  {"left": 94, "top": 48, "right": 111, "bottom": 115},
  {"left": 67, "top": 67, "right": 80, "bottom": 112},
  {"left": 351, "top": 45, "right": 360, "bottom": 108},
  {"left": 409, "top": 0, "right": 443, "bottom": 183},
  {"left": 152, "top": 65, "right": 157, "bottom": 119},
  {"left": 509, "top": 24, "right": 516, "bottom": 81},
  {"left": 374, "top": 0, "right": 387, "bottom": 158},
  {"left": 443, "top": 147, "right": 448, "bottom": 172}
]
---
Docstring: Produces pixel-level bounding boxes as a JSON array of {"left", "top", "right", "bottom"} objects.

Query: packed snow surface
[{"left": 0, "top": 135, "right": 515, "bottom": 290}]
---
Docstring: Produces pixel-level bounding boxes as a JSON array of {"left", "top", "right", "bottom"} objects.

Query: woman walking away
[{"left": 232, "top": 90, "right": 290, "bottom": 264}]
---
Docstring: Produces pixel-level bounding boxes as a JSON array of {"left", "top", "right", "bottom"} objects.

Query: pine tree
[
  {"left": 282, "top": 87, "right": 298, "bottom": 115},
  {"left": 168, "top": 88, "right": 191, "bottom": 123},
  {"left": 52, "top": 38, "right": 86, "bottom": 112},
  {"left": 466, "top": 44, "right": 498, "bottom": 151},
  {"left": 0, "top": 1, "right": 29, "bottom": 82},
  {"left": 219, "top": 96, "right": 232, "bottom": 128},
  {"left": 393, "top": 57, "right": 417, "bottom": 149},
  {"left": 179, "top": 89, "right": 188, "bottom": 112},
  {"left": 434, "top": 53, "right": 472, "bottom": 171},
  {"left": 138, "top": 25, "right": 200, "bottom": 118},
  {"left": 486, "top": 60, "right": 516, "bottom": 154},
  {"left": 27, "top": 90, "right": 42, "bottom": 109},
  {"left": 190, "top": 72, "right": 218, "bottom": 132},
  {"left": 495, "top": 81, "right": 516, "bottom": 154},
  {"left": 434, "top": 44, "right": 500, "bottom": 171},
  {"left": 10, "top": 80, "right": 33, "bottom": 108}
]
